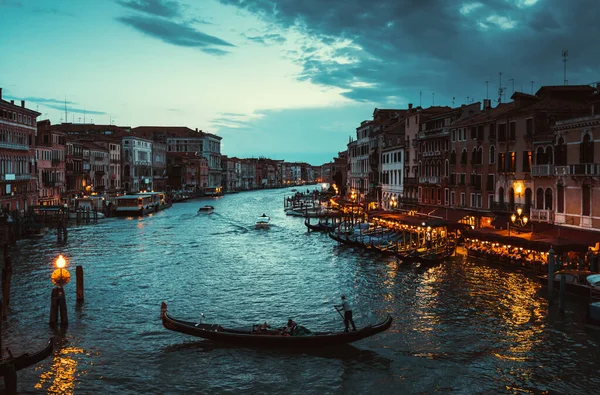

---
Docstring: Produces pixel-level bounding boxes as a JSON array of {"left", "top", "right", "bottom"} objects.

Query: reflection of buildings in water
[{"left": 35, "top": 346, "right": 85, "bottom": 394}]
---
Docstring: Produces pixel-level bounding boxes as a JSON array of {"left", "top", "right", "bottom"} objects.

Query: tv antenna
[
  {"left": 498, "top": 72, "right": 505, "bottom": 103},
  {"left": 452, "top": 97, "right": 455, "bottom": 107},
  {"left": 432, "top": 92, "right": 435, "bottom": 106},
  {"left": 509, "top": 78, "right": 515, "bottom": 94},
  {"left": 485, "top": 81, "right": 489, "bottom": 99},
  {"left": 562, "top": 49, "right": 568, "bottom": 85}
]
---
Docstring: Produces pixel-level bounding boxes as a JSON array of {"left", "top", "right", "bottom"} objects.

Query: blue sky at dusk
[{"left": 1, "top": 0, "right": 598, "bottom": 165}]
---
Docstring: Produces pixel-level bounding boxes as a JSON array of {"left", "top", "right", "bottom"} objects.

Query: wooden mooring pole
[
  {"left": 76, "top": 265, "right": 84, "bottom": 303},
  {"left": 49, "top": 287, "right": 68, "bottom": 327},
  {"left": 2, "top": 249, "right": 12, "bottom": 321}
]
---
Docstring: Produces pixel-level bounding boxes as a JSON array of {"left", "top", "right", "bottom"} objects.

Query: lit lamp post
[
  {"left": 50, "top": 254, "right": 70, "bottom": 327},
  {"left": 510, "top": 206, "right": 528, "bottom": 235},
  {"left": 390, "top": 196, "right": 397, "bottom": 211}
]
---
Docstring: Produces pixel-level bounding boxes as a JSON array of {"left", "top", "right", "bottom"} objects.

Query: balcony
[
  {"left": 399, "top": 197, "right": 418, "bottom": 205},
  {"left": 531, "top": 164, "right": 554, "bottom": 177},
  {"left": 493, "top": 202, "right": 531, "bottom": 213},
  {"left": 569, "top": 163, "right": 600, "bottom": 176},
  {"left": 0, "top": 174, "right": 35, "bottom": 181},
  {"left": 530, "top": 209, "right": 554, "bottom": 223},
  {"left": 422, "top": 151, "right": 441, "bottom": 158},
  {"left": 554, "top": 166, "right": 569, "bottom": 176},
  {"left": 404, "top": 177, "right": 417, "bottom": 185},
  {"left": 419, "top": 176, "right": 440, "bottom": 184},
  {"left": 0, "top": 142, "right": 29, "bottom": 151}
]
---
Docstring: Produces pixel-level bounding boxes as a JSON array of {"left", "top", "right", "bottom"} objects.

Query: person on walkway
[{"left": 335, "top": 295, "right": 356, "bottom": 332}]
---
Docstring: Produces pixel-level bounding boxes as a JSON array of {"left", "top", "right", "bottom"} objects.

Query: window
[
  {"left": 461, "top": 149, "right": 467, "bottom": 165},
  {"left": 557, "top": 184, "right": 564, "bottom": 214},
  {"left": 445, "top": 159, "right": 449, "bottom": 177},
  {"left": 488, "top": 194, "right": 494, "bottom": 209},
  {"left": 509, "top": 152, "right": 516, "bottom": 172},
  {"left": 498, "top": 153, "right": 505, "bottom": 172},
  {"left": 555, "top": 137, "right": 567, "bottom": 165},
  {"left": 582, "top": 184, "right": 591, "bottom": 216},
  {"left": 471, "top": 127, "right": 477, "bottom": 140},
  {"left": 489, "top": 146, "right": 495, "bottom": 164},
  {"left": 489, "top": 122, "right": 496, "bottom": 139},
  {"left": 451, "top": 191, "right": 455, "bottom": 205},
  {"left": 498, "top": 123, "right": 506, "bottom": 141},
  {"left": 522, "top": 151, "right": 532, "bottom": 172},
  {"left": 581, "top": 134, "right": 594, "bottom": 163},
  {"left": 445, "top": 188, "right": 449, "bottom": 205},
  {"left": 470, "top": 193, "right": 476, "bottom": 207},
  {"left": 451, "top": 129, "right": 456, "bottom": 142},
  {"left": 486, "top": 174, "right": 494, "bottom": 191},
  {"left": 509, "top": 121, "right": 516, "bottom": 141},
  {"left": 545, "top": 188, "right": 553, "bottom": 210},
  {"left": 460, "top": 192, "right": 466, "bottom": 206},
  {"left": 450, "top": 150, "right": 456, "bottom": 165},
  {"left": 526, "top": 118, "right": 534, "bottom": 137}
]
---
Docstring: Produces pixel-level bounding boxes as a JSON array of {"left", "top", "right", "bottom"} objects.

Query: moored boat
[
  {"left": 0, "top": 338, "right": 53, "bottom": 374},
  {"left": 160, "top": 302, "right": 392, "bottom": 348},
  {"left": 537, "top": 270, "right": 596, "bottom": 298}
]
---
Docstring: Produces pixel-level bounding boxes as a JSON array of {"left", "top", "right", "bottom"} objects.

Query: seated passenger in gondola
[{"left": 282, "top": 319, "right": 297, "bottom": 335}]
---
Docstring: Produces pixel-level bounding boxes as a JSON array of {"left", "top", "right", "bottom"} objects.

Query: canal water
[{"left": 4, "top": 188, "right": 600, "bottom": 394}]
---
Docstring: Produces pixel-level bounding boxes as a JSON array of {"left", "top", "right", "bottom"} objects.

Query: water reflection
[{"left": 35, "top": 337, "right": 86, "bottom": 394}]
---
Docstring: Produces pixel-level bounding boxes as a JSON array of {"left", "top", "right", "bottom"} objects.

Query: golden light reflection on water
[{"left": 35, "top": 346, "right": 85, "bottom": 394}]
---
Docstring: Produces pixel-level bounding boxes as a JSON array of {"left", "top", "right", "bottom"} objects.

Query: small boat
[
  {"left": 198, "top": 205, "right": 214, "bottom": 214},
  {"left": 0, "top": 338, "right": 53, "bottom": 374},
  {"left": 537, "top": 270, "right": 596, "bottom": 298},
  {"left": 160, "top": 302, "right": 392, "bottom": 348},
  {"left": 396, "top": 246, "right": 455, "bottom": 265},
  {"left": 256, "top": 214, "right": 270, "bottom": 229}
]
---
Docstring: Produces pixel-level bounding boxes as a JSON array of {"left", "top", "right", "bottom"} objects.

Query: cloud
[
  {"left": 0, "top": 0, "right": 23, "bottom": 7},
  {"left": 116, "top": 0, "right": 182, "bottom": 18},
  {"left": 209, "top": 111, "right": 265, "bottom": 130},
  {"left": 218, "top": 0, "right": 600, "bottom": 107},
  {"left": 244, "top": 33, "right": 286, "bottom": 45},
  {"left": 4, "top": 95, "right": 106, "bottom": 115},
  {"left": 118, "top": 15, "right": 236, "bottom": 54}
]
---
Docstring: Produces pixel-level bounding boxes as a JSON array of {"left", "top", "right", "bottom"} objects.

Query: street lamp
[
  {"left": 510, "top": 206, "right": 528, "bottom": 234},
  {"left": 390, "top": 196, "right": 397, "bottom": 210},
  {"left": 50, "top": 254, "right": 70, "bottom": 327}
]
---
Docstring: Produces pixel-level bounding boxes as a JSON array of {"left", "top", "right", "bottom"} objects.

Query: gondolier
[{"left": 335, "top": 295, "right": 356, "bottom": 332}]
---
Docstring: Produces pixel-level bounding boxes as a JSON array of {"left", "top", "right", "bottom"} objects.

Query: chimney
[
  {"left": 10, "top": 100, "right": 14, "bottom": 105},
  {"left": 483, "top": 99, "right": 491, "bottom": 110},
  {"left": 21, "top": 100, "right": 25, "bottom": 108},
  {"left": 408, "top": 103, "right": 413, "bottom": 110}
]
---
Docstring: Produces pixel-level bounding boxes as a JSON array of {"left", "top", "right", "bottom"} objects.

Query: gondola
[
  {"left": 160, "top": 302, "right": 392, "bottom": 348},
  {"left": 304, "top": 218, "right": 336, "bottom": 232},
  {"left": 0, "top": 338, "right": 53, "bottom": 376},
  {"left": 396, "top": 247, "right": 455, "bottom": 265}
]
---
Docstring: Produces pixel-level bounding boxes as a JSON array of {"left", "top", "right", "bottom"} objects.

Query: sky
[{"left": 1, "top": 0, "right": 598, "bottom": 165}]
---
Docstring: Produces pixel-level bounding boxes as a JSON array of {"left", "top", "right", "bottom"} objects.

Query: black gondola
[
  {"left": 0, "top": 338, "right": 53, "bottom": 376},
  {"left": 396, "top": 247, "right": 455, "bottom": 265},
  {"left": 161, "top": 303, "right": 392, "bottom": 348},
  {"left": 304, "top": 218, "right": 336, "bottom": 233}
]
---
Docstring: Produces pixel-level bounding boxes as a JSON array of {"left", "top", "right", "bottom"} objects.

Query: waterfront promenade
[{"left": 3, "top": 188, "right": 600, "bottom": 394}]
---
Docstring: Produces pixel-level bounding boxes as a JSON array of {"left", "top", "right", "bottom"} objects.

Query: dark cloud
[
  {"left": 244, "top": 33, "right": 286, "bottom": 45},
  {"left": 219, "top": 0, "right": 600, "bottom": 106},
  {"left": 7, "top": 96, "right": 77, "bottom": 105},
  {"left": 0, "top": 0, "right": 23, "bottom": 7},
  {"left": 116, "top": 0, "right": 181, "bottom": 18},
  {"left": 4, "top": 95, "right": 106, "bottom": 115},
  {"left": 118, "top": 15, "right": 235, "bottom": 55},
  {"left": 43, "top": 104, "right": 106, "bottom": 115}
]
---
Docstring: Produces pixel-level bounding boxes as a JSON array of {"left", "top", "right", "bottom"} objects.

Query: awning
[
  {"left": 463, "top": 228, "right": 591, "bottom": 253},
  {"left": 491, "top": 214, "right": 511, "bottom": 229},
  {"left": 538, "top": 225, "right": 600, "bottom": 249},
  {"left": 441, "top": 208, "right": 471, "bottom": 223}
]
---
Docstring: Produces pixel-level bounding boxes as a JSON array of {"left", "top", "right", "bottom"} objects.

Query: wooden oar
[{"left": 334, "top": 306, "right": 344, "bottom": 321}]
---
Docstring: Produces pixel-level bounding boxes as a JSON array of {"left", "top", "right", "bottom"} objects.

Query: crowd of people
[{"left": 465, "top": 239, "right": 550, "bottom": 272}]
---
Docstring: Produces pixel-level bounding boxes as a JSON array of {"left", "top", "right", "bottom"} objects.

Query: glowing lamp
[
  {"left": 517, "top": 207, "right": 522, "bottom": 216},
  {"left": 511, "top": 214, "right": 517, "bottom": 223},
  {"left": 56, "top": 255, "right": 67, "bottom": 269},
  {"left": 523, "top": 216, "right": 528, "bottom": 225}
]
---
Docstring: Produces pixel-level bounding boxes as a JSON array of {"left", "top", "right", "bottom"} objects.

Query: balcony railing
[
  {"left": 0, "top": 174, "right": 35, "bottom": 181},
  {"left": 531, "top": 164, "right": 554, "bottom": 177},
  {"left": 0, "top": 142, "right": 29, "bottom": 151},
  {"left": 530, "top": 208, "right": 554, "bottom": 223},
  {"left": 399, "top": 197, "right": 418, "bottom": 205},
  {"left": 404, "top": 177, "right": 417, "bottom": 185},
  {"left": 554, "top": 165, "right": 569, "bottom": 176},
  {"left": 569, "top": 163, "right": 600, "bottom": 176},
  {"left": 422, "top": 151, "right": 441, "bottom": 157},
  {"left": 419, "top": 176, "right": 440, "bottom": 184},
  {"left": 493, "top": 202, "right": 531, "bottom": 214}
]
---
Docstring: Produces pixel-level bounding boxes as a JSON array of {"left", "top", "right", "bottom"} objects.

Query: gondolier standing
[{"left": 335, "top": 295, "right": 356, "bottom": 332}]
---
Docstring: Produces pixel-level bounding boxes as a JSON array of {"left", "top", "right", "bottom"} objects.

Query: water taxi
[
  {"left": 198, "top": 205, "right": 214, "bottom": 214},
  {"left": 256, "top": 214, "right": 270, "bottom": 229}
]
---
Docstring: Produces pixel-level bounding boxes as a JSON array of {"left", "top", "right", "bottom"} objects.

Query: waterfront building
[
  {"left": 378, "top": 113, "right": 407, "bottom": 210},
  {"left": 0, "top": 90, "right": 40, "bottom": 212},
  {"left": 402, "top": 105, "right": 451, "bottom": 207},
  {"left": 320, "top": 151, "right": 347, "bottom": 192},
  {"left": 288, "top": 163, "right": 302, "bottom": 185},
  {"left": 202, "top": 132, "right": 223, "bottom": 189},
  {"left": 418, "top": 105, "right": 463, "bottom": 211},
  {"left": 348, "top": 120, "right": 372, "bottom": 204},
  {"left": 122, "top": 136, "right": 153, "bottom": 192},
  {"left": 87, "top": 136, "right": 122, "bottom": 194},
  {"left": 531, "top": 85, "right": 600, "bottom": 234},
  {"left": 241, "top": 159, "right": 256, "bottom": 190},
  {"left": 35, "top": 122, "right": 66, "bottom": 205},
  {"left": 221, "top": 156, "right": 239, "bottom": 192},
  {"left": 151, "top": 141, "right": 167, "bottom": 192},
  {"left": 65, "top": 139, "right": 84, "bottom": 197},
  {"left": 81, "top": 141, "right": 109, "bottom": 194}
]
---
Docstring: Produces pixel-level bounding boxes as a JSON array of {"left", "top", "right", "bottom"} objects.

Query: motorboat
[
  {"left": 198, "top": 205, "right": 214, "bottom": 214},
  {"left": 256, "top": 214, "right": 270, "bottom": 229}
]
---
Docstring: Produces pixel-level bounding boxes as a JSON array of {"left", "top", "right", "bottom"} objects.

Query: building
[
  {"left": 122, "top": 136, "right": 153, "bottom": 192},
  {"left": 0, "top": 90, "right": 40, "bottom": 212},
  {"left": 36, "top": 121, "right": 66, "bottom": 205},
  {"left": 81, "top": 141, "right": 109, "bottom": 194},
  {"left": 65, "top": 139, "right": 84, "bottom": 197}
]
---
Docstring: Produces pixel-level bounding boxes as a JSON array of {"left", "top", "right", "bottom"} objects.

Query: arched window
[
  {"left": 536, "top": 188, "right": 544, "bottom": 210},
  {"left": 581, "top": 133, "right": 594, "bottom": 163},
  {"left": 509, "top": 187, "right": 515, "bottom": 208},
  {"left": 557, "top": 184, "right": 564, "bottom": 213},
  {"left": 472, "top": 147, "right": 477, "bottom": 164},
  {"left": 445, "top": 159, "right": 449, "bottom": 177},
  {"left": 525, "top": 188, "right": 532, "bottom": 210},
  {"left": 450, "top": 150, "right": 456, "bottom": 164},
  {"left": 498, "top": 186, "right": 505, "bottom": 205},
  {"left": 437, "top": 160, "right": 441, "bottom": 176},
  {"left": 544, "top": 187, "right": 553, "bottom": 210},
  {"left": 461, "top": 149, "right": 467, "bottom": 165},
  {"left": 545, "top": 146, "right": 553, "bottom": 165},
  {"left": 478, "top": 147, "right": 483, "bottom": 165},
  {"left": 489, "top": 145, "right": 495, "bottom": 164},
  {"left": 536, "top": 147, "right": 545, "bottom": 165},
  {"left": 582, "top": 184, "right": 591, "bottom": 216},
  {"left": 555, "top": 137, "right": 567, "bottom": 165}
]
